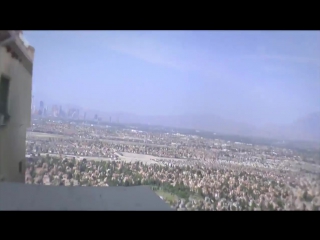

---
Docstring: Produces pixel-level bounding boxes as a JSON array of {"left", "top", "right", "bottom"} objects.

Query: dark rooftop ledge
[{"left": 0, "top": 183, "right": 173, "bottom": 211}]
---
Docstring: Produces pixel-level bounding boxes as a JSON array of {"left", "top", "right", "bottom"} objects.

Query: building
[
  {"left": 39, "top": 100, "right": 44, "bottom": 116},
  {"left": 59, "top": 105, "right": 63, "bottom": 117},
  {"left": 0, "top": 30, "right": 172, "bottom": 210},
  {"left": 0, "top": 30, "right": 34, "bottom": 182}
]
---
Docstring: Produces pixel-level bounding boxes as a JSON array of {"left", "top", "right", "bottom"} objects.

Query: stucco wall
[{"left": 0, "top": 45, "right": 33, "bottom": 182}]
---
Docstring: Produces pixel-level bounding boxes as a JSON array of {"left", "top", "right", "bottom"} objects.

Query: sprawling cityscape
[{"left": 25, "top": 108, "right": 320, "bottom": 210}]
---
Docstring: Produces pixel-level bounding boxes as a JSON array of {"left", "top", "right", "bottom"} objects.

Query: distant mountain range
[
  {"left": 35, "top": 96, "right": 320, "bottom": 142},
  {"left": 93, "top": 111, "right": 320, "bottom": 143},
  {"left": 288, "top": 112, "right": 320, "bottom": 141}
]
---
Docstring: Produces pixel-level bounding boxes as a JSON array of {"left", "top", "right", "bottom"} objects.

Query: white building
[{"left": 0, "top": 30, "right": 34, "bottom": 182}]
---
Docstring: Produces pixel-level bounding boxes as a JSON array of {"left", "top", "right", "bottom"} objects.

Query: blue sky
[{"left": 24, "top": 30, "right": 320, "bottom": 126}]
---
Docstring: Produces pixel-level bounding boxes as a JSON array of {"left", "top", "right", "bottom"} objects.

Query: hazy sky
[{"left": 24, "top": 30, "right": 320, "bottom": 126}]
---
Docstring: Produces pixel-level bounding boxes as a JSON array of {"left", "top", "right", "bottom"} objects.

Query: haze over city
[{"left": 25, "top": 30, "right": 320, "bottom": 140}]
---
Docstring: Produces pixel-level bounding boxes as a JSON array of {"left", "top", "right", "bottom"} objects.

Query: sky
[{"left": 24, "top": 30, "right": 320, "bottom": 126}]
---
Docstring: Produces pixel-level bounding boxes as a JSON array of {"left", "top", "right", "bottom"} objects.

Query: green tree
[
  {"left": 67, "top": 172, "right": 72, "bottom": 179},
  {"left": 303, "top": 191, "right": 313, "bottom": 202},
  {"left": 268, "top": 203, "right": 274, "bottom": 210},
  {"left": 277, "top": 200, "right": 284, "bottom": 209}
]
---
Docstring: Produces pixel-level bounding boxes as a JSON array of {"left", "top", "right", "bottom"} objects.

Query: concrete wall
[{"left": 0, "top": 45, "right": 33, "bottom": 182}]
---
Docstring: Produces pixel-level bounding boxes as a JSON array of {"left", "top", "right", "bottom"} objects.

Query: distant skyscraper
[
  {"left": 54, "top": 105, "right": 59, "bottom": 117},
  {"left": 71, "top": 109, "right": 76, "bottom": 118},
  {"left": 38, "top": 101, "right": 44, "bottom": 116},
  {"left": 84, "top": 112, "right": 86, "bottom": 120}
]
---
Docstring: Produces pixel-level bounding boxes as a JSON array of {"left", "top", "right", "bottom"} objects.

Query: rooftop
[
  {"left": 0, "top": 182, "right": 173, "bottom": 210},
  {"left": 0, "top": 30, "right": 35, "bottom": 74}
]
